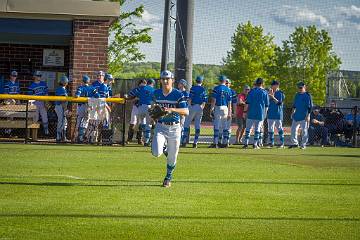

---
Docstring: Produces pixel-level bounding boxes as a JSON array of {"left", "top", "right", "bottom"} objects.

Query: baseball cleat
[
  {"left": 278, "top": 144, "right": 285, "bottom": 149},
  {"left": 300, "top": 146, "right": 306, "bottom": 150},
  {"left": 288, "top": 145, "right": 299, "bottom": 149},
  {"left": 267, "top": 144, "right": 274, "bottom": 148},
  {"left": 208, "top": 144, "right": 219, "bottom": 148},
  {"left": 162, "top": 179, "right": 171, "bottom": 188},
  {"left": 242, "top": 144, "right": 248, "bottom": 149},
  {"left": 144, "top": 142, "right": 150, "bottom": 147},
  {"left": 192, "top": 143, "right": 198, "bottom": 148},
  {"left": 180, "top": 143, "right": 186, "bottom": 148},
  {"left": 253, "top": 144, "right": 260, "bottom": 149}
]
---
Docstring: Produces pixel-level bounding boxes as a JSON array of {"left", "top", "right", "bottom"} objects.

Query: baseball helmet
[
  {"left": 82, "top": 75, "right": 91, "bottom": 83},
  {"left": 60, "top": 75, "right": 69, "bottom": 85},
  {"left": 195, "top": 75, "right": 204, "bottom": 83},
  {"left": 160, "top": 70, "right": 173, "bottom": 79},
  {"left": 10, "top": 70, "right": 18, "bottom": 76}
]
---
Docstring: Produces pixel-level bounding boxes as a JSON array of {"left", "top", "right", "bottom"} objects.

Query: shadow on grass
[
  {"left": 0, "top": 213, "right": 358, "bottom": 222},
  {"left": 1, "top": 179, "right": 359, "bottom": 187}
]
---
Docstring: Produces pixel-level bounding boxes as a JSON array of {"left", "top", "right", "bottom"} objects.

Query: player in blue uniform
[
  {"left": 128, "top": 79, "right": 155, "bottom": 146},
  {"left": 126, "top": 79, "right": 147, "bottom": 144},
  {"left": 54, "top": 76, "right": 69, "bottom": 142},
  {"left": 267, "top": 80, "right": 285, "bottom": 148},
  {"left": 3, "top": 71, "right": 20, "bottom": 135},
  {"left": 92, "top": 71, "right": 105, "bottom": 93},
  {"left": 289, "top": 82, "right": 313, "bottom": 149},
  {"left": 104, "top": 73, "right": 114, "bottom": 97},
  {"left": 209, "top": 75, "right": 232, "bottom": 148},
  {"left": 243, "top": 78, "right": 269, "bottom": 149},
  {"left": 28, "top": 71, "right": 49, "bottom": 135},
  {"left": 75, "top": 75, "right": 99, "bottom": 142},
  {"left": 177, "top": 79, "right": 189, "bottom": 139},
  {"left": 151, "top": 70, "right": 188, "bottom": 188},
  {"left": 181, "top": 76, "right": 208, "bottom": 148},
  {"left": 220, "top": 78, "right": 237, "bottom": 147}
]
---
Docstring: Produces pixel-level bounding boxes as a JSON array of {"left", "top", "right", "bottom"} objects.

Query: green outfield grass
[{"left": 0, "top": 143, "right": 359, "bottom": 240}]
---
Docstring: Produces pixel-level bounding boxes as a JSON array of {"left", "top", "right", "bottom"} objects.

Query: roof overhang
[{"left": 0, "top": 0, "right": 120, "bottom": 21}]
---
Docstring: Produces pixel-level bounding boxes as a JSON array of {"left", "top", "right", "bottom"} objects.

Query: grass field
[{"left": 0, "top": 143, "right": 359, "bottom": 240}]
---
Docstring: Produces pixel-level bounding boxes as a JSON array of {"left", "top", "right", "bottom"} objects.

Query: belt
[{"left": 159, "top": 121, "right": 179, "bottom": 126}]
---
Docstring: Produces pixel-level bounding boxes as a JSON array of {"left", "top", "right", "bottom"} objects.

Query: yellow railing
[{"left": 0, "top": 94, "right": 125, "bottom": 104}]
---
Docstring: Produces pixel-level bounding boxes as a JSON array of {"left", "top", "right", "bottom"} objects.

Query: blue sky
[{"left": 123, "top": 0, "right": 360, "bottom": 71}]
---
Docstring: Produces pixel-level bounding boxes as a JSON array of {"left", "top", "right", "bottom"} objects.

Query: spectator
[
  {"left": 235, "top": 85, "right": 250, "bottom": 144},
  {"left": 321, "top": 101, "right": 346, "bottom": 141},
  {"left": 308, "top": 106, "right": 329, "bottom": 146}
]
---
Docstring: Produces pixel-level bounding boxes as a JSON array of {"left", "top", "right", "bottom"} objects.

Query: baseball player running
[
  {"left": 289, "top": 82, "right": 313, "bottom": 149},
  {"left": 127, "top": 79, "right": 155, "bottom": 146},
  {"left": 181, "top": 76, "right": 207, "bottom": 148},
  {"left": 209, "top": 75, "right": 232, "bottom": 148},
  {"left": 28, "top": 71, "right": 49, "bottom": 135},
  {"left": 54, "top": 76, "right": 69, "bottom": 142},
  {"left": 243, "top": 78, "right": 269, "bottom": 149},
  {"left": 267, "top": 80, "right": 285, "bottom": 148},
  {"left": 151, "top": 70, "right": 188, "bottom": 188}
]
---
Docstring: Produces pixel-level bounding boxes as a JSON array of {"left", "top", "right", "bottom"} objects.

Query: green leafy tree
[
  {"left": 222, "top": 21, "right": 276, "bottom": 92},
  {"left": 273, "top": 26, "right": 341, "bottom": 105},
  {"left": 107, "top": 0, "right": 152, "bottom": 76}
]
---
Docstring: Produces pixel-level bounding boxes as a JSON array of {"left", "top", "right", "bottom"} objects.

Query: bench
[{"left": 0, "top": 120, "right": 40, "bottom": 140}]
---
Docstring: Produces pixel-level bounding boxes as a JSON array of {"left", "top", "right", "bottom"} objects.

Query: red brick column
[{"left": 69, "top": 19, "right": 111, "bottom": 139}]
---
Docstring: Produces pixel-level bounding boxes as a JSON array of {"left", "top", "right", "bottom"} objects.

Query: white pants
[
  {"left": 214, "top": 106, "right": 228, "bottom": 131},
  {"left": 152, "top": 123, "right": 181, "bottom": 166},
  {"left": 77, "top": 104, "right": 89, "bottom": 129},
  {"left": 34, "top": 101, "right": 48, "bottom": 127},
  {"left": 268, "top": 119, "right": 283, "bottom": 132},
  {"left": 137, "top": 104, "right": 151, "bottom": 127},
  {"left": 130, "top": 105, "right": 139, "bottom": 125},
  {"left": 243, "top": 119, "right": 264, "bottom": 146},
  {"left": 55, "top": 105, "right": 67, "bottom": 140},
  {"left": 184, "top": 104, "right": 203, "bottom": 129},
  {"left": 291, "top": 120, "right": 309, "bottom": 147}
]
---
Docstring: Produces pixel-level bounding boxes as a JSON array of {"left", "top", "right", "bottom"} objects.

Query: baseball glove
[{"left": 149, "top": 105, "right": 168, "bottom": 120}]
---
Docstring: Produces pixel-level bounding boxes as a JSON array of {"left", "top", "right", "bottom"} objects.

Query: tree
[
  {"left": 107, "top": 0, "right": 152, "bottom": 76},
  {"left": 273, "top": 26, "right": 341, "bottom": 105},
  {"left": 222, "top": 21, "right": 276, "bottom": 92}
]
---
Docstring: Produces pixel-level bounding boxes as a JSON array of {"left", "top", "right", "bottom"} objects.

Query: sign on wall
[{"left": 43, "top": 49, "right": 64, "bottom": 67}]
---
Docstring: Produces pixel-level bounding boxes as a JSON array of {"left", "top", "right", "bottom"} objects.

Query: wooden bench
[{"left": 0, "top": 120, "right": 40, "bottom": 140}]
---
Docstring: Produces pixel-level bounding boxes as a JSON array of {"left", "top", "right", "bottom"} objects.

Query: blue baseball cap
[
  {"left": 11, "top": 70, "right": 18, "bottom": 76},
  {"left": 255, "top": 78, "right": 264, "bottom": 85},
  {"left": 60, "top": 75, "right": 69, "bottom": 85},
  {"left": 297, "top": 81, "right": 305, "bottom": 88},
  {"left": 105, "top": 73, "right": 113, "bottom": 81},
  {"left": 33, "top": 71, "right": 42, "bottom": 77},
  {"left": 160, "top": 70, "right": 173, "bottom": 79},
  {"left": 96, "top": 70, "right": 105, "bottom": 76},
  {"left": 271, "top": 80, "right": 280, "bottom": 86},
  {"left": 178, "top": 79, "right": 188, "bottom": 87},
  {"left": 195, "top": 76, "right": 204, "bottom": 83},
  {"left": 82, "top": 75, "right": 91, "bottom": 83},
  {"left": 147, "top": 78, "right": 155, "bottom": 85},
  {"left": 218, "top": 75, "right": 227, "bottom": 82}
]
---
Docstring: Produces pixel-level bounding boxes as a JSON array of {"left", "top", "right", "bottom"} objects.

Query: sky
[{"left": 122, "top": 0, "right": 360, "bottom": 71}]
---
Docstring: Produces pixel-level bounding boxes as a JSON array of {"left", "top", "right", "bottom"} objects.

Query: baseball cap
[
  {"left": 33, "top": 71, "right": 42, "bottom": 77},
  {"left": 10, "top": 70, "right": 18, "bottom": 76},
  {"left": 218, "top": 75, "right": 227, "bottom": 82},
  {"left": 297, "top": 81, "right": 305, "bottom": 88},
  {"left": 97, "top": 70, "right": 105, "bottom": 76},
  {"left": 255, "top": 78, "right": 264, "bottom": 85},
  {"left": 195, "top": 76, "right": 204, "bottom": 83},
  {"left": 160, "top": 70, "right": 173, "bottom": 79},
  {"left": 82, "top": 75, "right": 91, "bottom": 83},
  {"left": 60, "top": 75, "right": 69, "bottom": 84},
  {"left": 312, "top": 105, "right": 320, "bottom": 111},
  {"left": 147, "top": 78, "right": 155, "bottom": 85},
  {"left": 225, "top": 78, "right": 231, "bottom": 84},
  {"left": 105, "top": 73, "right": 113, "bottom": 81},
  {"left": 178, "top": 79, "right": 187, "bottom": 87},
  {"left": 271, "top": 80, "right": 280, "bottom": 86},
  {"left": 244, "top": 85, "right": 250, "bottom": 90}
]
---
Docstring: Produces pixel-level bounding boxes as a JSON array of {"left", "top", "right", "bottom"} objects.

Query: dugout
[{"left": 0, "top": 0, "right": 119, "bottom": 95}]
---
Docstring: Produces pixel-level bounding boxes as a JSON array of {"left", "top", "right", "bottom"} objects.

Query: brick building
[{"left": 0, "top": 0, "right": 119, "bottom": 95}]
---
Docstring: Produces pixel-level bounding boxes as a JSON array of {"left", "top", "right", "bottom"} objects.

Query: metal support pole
[
  {"left": 25, "top": 100, "right": 29, "bottom": 144},
  {"left": 352, "top": 106, "right": 358, "bottom": 147},
  {"left": 161, "top": 0, "right": 172, "bottom": 72},
  {"left": 121, "top": 101, "right": 127, "bottom": 146},
  {"left": 175, "top": 0, "right": 194, "bottom": 91}
]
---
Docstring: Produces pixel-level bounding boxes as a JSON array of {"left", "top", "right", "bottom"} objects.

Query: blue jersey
[
  {"left": 268, "top": 90, "right": 285, "bottom": 120},
  {"left": 246, "top": 87, "right": 269, "bottom": 121},
  {"left": 211, "top": 84, "right": 232, "bottom": 106},
  {"left": 229, "top": 88, "right": 237, "bottom": 104},
  {"left": 55, "top": 86, "right": 68, "bottom": 105},
  {"left": 28, "top": 81, "right": 48, "bottom": 96},
  {"left": 129, "top": 85, "right": 154, "bottom": 105},
  {"left": 98, "top": 83, "right": 109, "bottom": 98},
  {"left": 153, "top": 88, "right": 188, "bottom": 124},
  {"left": 189, "top": 85, "right": 207, "bottom": 105},
  {"left": 292, "top": 92, "right": 313, "bottom": 121},
  {"left": 75, "top": 85, "right": 99, "bottom": 98},
  {"left": 107, "top": 84, "right": 113, "bottom": 97},
  {"left": 4, "top": 81, "right": 20, "bottom": 94},
  {"left": 182, "top": 90, "right": 189, "bottom": 101}
]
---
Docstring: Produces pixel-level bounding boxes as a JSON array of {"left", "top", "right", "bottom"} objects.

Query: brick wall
[
  {"left": 70, "top": 19, "right": 110, "bottom": 94},
  {"left": 0, "top": 44, "right": 70, "bottom": 94}
]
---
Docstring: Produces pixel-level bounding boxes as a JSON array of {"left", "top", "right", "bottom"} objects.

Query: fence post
[
  {"left": 121, "top": 100, "right": 126, "bottom": 146},
  {"left": 25, "top": 100, "right": 29, "bottom": 144},
  {"left": 352, "top": 106, "right": 358, "bottom": 148}
]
